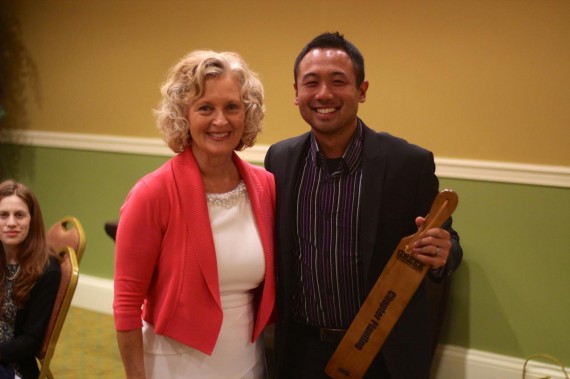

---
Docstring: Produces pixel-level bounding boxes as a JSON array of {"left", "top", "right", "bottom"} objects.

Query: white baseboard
[
  {"left": 72, "top": 274, "right": 114, "bottom": 315},
  {"left": 433, "top": 345, "right": 569, "bottom": 379},
  {"left": 74, "top": 277, "right": 568, "bottom": 379}
]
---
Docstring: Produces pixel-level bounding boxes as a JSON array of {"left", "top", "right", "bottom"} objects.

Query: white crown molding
[
  {"left": 4, "top": 130, "right": 175, "bottom": 157},
  {"left": 3, "top": 130, "right": 570, "bottom": 188},
  {"left": 435, "top": 157, "right": 570, "bottom": 189}
]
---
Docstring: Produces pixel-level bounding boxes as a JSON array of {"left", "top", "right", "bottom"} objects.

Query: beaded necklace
[
  {"left": 6, "top": 264, "right": 20, "bottom": 281},
  {"left": 206, "top": 181, "right": 247, "bottom": 208}
]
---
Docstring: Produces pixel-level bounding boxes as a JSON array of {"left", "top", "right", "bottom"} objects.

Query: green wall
[
  {"left": 3, "top": 144, "right": 169, "bottom": 278},
  {"left": 2, "top": 145, "right": 568, "bottom": 364},
  {"left": 438, "top": 178, "right": 569, "bottom": 363}
]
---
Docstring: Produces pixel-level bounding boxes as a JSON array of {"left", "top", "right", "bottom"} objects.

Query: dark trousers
[
  {"left": 0, "top": 365, "right": 15, "bottom": 379},
  {"left": 279, "top": 322, "right": 391, "bottom": 379}
]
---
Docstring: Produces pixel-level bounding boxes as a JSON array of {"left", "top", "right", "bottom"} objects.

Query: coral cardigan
[{"left": 113, "top": 149, "right": 275, "bottom": 355}]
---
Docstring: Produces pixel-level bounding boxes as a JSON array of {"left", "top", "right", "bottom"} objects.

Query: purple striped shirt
[{"left": 292, "top": 123, "right": 364, "bottom": 328}]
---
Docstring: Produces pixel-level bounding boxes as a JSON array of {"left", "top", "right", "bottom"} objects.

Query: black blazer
[
  {"left": 0, "top": 256, "right": 61, "bottom": 379},
  {"left": 265, "top": 120, "right": 462, "bottom": 378}
]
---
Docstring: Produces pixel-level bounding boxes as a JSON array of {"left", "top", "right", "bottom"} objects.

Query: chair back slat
[
  {"left": 36, "top": 247, "right": 80, "bottom": 379},
  {"left": 46, "top": 216, "right": 86, "bottom": 264},
  {"left": 37, "top": 249, "right": 72, "bottom": 359}
]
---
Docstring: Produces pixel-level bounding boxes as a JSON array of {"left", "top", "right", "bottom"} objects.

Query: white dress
[{"left": 142, "top": 182, "right": 267, "bottom": 379}]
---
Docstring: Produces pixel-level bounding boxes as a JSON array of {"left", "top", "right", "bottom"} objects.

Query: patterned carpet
[{"left": 49, "top": 307, "right": 124, "bottom": 378}]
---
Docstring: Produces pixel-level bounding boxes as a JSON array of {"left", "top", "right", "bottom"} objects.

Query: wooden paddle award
[{"left": 325, "top": 189, "right": 459, "bottom": 378}]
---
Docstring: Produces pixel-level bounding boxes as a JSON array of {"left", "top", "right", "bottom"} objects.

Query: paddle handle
[
  {"left": 324, "top": 189, "right": 458, "bottom": 379},
  {"left": 415, "top": 189, "right": 458, "bottom": 240}
]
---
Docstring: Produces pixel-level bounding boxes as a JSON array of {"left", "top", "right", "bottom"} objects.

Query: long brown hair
[{"left": 0, "top": 179, "right": 50, "bottom": 308}]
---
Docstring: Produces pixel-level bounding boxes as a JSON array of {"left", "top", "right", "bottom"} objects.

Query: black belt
[{"left": 291, "top": 322, "right": 347, "bottom": 344}]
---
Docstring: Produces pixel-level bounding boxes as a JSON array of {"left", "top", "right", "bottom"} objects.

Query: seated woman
[{"left": 0, "top": 180, "right": 61, "bottom": 379}]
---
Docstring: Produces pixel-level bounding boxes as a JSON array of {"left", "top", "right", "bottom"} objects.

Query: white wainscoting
[{"left": 5, "top": 130, "right": 570, "bottom": 188}]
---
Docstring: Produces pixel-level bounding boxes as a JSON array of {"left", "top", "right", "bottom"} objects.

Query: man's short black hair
[{"left": 294, "top": 31, "right": 365, "bottom": 86}]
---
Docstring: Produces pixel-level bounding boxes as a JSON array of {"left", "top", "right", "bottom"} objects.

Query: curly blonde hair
[{"left": 155, "top": 50, "right": 265, "bottom": 153}]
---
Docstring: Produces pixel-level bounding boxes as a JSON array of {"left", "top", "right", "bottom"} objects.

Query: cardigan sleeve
[{"left": 113, "top": 177, "right": 169, "bottom": 331}]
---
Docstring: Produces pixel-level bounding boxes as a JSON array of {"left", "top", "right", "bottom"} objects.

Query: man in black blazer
[{"left": 264, "top": 32, "right": 462, "bottom": 378}]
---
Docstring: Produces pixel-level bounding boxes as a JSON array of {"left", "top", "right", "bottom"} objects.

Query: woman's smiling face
[
  {"left": 0, "top": 195, "right": 31, "bottom": 254},
  {"left": 187, "top": 75, "right": 245, "bottom": 161}
]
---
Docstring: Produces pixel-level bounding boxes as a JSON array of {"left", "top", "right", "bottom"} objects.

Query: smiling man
[{"left": 264, "top": 32, "right": 463, "bottom": 379}]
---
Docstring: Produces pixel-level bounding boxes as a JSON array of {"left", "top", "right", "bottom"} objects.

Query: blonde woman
[{"left": 114, "top": 51, "right": 275, "bottom": 379}]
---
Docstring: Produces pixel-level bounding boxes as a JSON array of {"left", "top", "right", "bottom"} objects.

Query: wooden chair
[
  {"left": 46, "top": 216, "right": 86, "bottom": 264},
  {"left": 36, "top": 246, "right": 80, "bottom": 379}
]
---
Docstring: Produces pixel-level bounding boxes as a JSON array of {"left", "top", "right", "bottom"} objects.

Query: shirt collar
[{"left": 309, "top": 120, "right": 363, "bottom": 175}]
